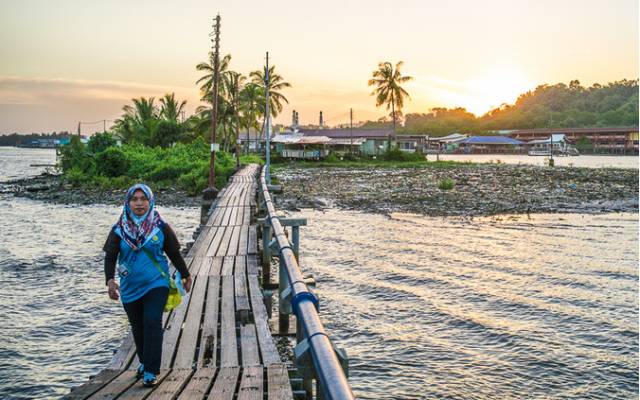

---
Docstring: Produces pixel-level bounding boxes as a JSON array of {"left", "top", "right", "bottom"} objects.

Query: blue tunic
[{"left": 114, "top": 227, "right": 170, "bottom": 304}]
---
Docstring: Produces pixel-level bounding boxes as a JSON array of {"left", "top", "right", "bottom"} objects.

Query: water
[
  {"left": 0, "top": 148, "right": 199, "bottom": 399},
  {"left": 0, "top": 147, "right": 638, "bottom": 399},
  {"left": 296, "top": 209, "right": 638, "bottom": 399},
  {"left": 435, "top": 154, "right": 639, "bottom": 169}
]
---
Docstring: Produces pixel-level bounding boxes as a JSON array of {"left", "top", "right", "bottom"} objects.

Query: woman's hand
[
  {"left": 107, "top": 279, "right": 120, "bottom": 300},
  {"left": 182, "top": 276, "right": 192, "bottom": 293}
]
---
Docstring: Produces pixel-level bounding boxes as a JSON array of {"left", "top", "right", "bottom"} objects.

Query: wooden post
[{"left": 262, "top": 224, "right": 271, "bottom": 284}]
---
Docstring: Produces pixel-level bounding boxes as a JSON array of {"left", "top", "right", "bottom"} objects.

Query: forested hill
[{"left": 400, "top": 79, "right": 638, "bottom": 136}]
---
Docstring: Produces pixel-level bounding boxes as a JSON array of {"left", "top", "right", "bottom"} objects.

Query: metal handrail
[{"left": 259, "top": 167, "right": 354, "bottom": 400}]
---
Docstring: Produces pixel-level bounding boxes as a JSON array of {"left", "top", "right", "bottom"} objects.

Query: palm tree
[
  {"left": 159, "top": 93, "right": 187, "bottom": 122},
  {"left": 222, "top": 71, "right": 245, "bottom": 153},
  {"left": 368, "top": 61, "right": 412, "bottom": 149},
  {"left": 196, "top": 53, "right": 232, "bottom": 103},
  {"left": 113, "top": 97, "right": 158, "bottom": 144},
  {"left": 239, "top": 82, "right": 263, "bottom": 153},
  {"left": 249, "top": 65, "right": 291, "bottom": 120}
]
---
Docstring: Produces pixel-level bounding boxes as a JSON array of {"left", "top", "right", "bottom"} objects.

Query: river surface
[
  {"left": 435, "top": 154, "right": 638, "bottom": 169},
  {"left": 0, "top": 147, "right": 638, "bottom": 399}
]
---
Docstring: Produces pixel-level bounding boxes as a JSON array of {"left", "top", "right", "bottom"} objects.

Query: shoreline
[{"left": 3, "top": 162, "right": 639, "bottom": 217}]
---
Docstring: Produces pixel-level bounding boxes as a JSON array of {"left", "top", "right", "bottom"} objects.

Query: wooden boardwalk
[{"left": 64, "top": 165, "right": 293, "bottom": 400}]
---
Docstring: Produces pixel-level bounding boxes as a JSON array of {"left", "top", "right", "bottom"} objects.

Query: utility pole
[
  {"left": 207, "top": 14, "right": 221, "bottom": 192},
  {"left": 77, "top": 122, "right": 81, "bottom": 137},
  {"left": 264, "top": 51, "right": 271, "bottom": 184},
  {"left": 350, "top": 108, "right": 353, "bottom": 155},
  {"left": 103, "top": 119, "right": 106, "bottom": 133}
]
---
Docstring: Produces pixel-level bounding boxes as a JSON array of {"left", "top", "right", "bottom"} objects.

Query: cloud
[{"left": 0, "top": 76, "right": 201, "bottom": 134}]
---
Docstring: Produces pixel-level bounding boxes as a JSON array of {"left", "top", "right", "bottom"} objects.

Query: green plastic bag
[{"left": 165, "top": 278, "right": 182, "bottom": 312}]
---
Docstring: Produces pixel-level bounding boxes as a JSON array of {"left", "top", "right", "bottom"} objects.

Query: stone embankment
[{"left": 273, "top": 164, "right": 639, "bottom": 216}]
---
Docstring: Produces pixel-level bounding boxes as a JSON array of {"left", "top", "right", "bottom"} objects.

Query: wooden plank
[
  {"left": 176, "top": 368, "right": 217, "bottom": 400},
  {"left": 206, "top": 367, "right": 239, "bottom": 400},
  {"left": 188, "top": 227, "right": 210, "bottom": 256},
  {"left": 116, "top": 370, "right": 171, "bottom": 400},
  {"left": 216, "top": 226, "right": 234, "bottom": 257},
  {"left": 247, "top": 226, "right": 257, "bottom": 255},
  {"left": 247, "top": 275, "right": 280, "bottom": 364},
  {"left": 237, "top": 366, "right": 263, "bottom": 400},
  {"left": 197, "top": 276, "right": 220, "bottom": 368},
  {"left": 234, "top": 256, "right": 250, "bottom": 323},
  {"left": 107, "top": 333, "right": 135, "bottom": 370},
  {"left": 173, "top": 259, "right": 212, "bottom": 369},
  {"left": 205, "top": 226, "right": 225, "bottom": 257},
  {"left": 221, "top": 255, "right": 235, "bottom": 276},
  {"left": 62, "top": 369, "right": 122, "bottom": 400},
  {"left": 238, "top": 225, "right": 249, "bottom": 256},
  {"left": 146, "top": 369, "right": 193, "bottom": 400},
  {"left": 226, "top": 225, "right": 241, "bottom": 256},
  {"left": 247, "top": 255, "right": 259, "bottom": 276},
  {"left": 240, "top": 324, "right": 260, "bottom": 366},
  {"left": 86, "top": 370, "right": 138, "bottom": 400},
  {"left": 268, "top": 364, "right": 293, "bottom": 400},
  {"left": 159, "top": 259, "right": 204, "bottom": 370},
  {"left": 228, "top": 206, "right": 239, "bottom": 226},
  {"left": 220, "top": 276, "right": 238, "bottom": 367}
]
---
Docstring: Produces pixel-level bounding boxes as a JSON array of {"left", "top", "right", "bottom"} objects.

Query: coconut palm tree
[
  {"left": 113, "top": 97, "right": 158, "bottom": 144},
  {"left": 196, "top": 53, "right": 232, "bottom": 103},
  {"left": 222, "top": 71, "right": 245, "bottom": 153},
  {"left": 159, "top": 93, "right": 187, "bottom": 122},
  {"left": 239, "top": 82, "right": 263, "bottom": 153},
  {"left": 368, "top": 61, "right": 412, "bottom": 149},
  {"left": 249, "top": 65, "right": 291, "bottom": 119}
]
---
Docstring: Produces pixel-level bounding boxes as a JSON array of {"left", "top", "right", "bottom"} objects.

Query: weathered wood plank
[
  {"left": 108, "top": 333, "right": 135, "bottom": 370},
  {"left": 240, "top": 324, "right": 260, "bottom": 366},
  {"left": 237, "top": 366, "right": 263, "bottom": 400},
  {"left": 234, "top": 256, "right": 250, "bottom": 322},
  {"left": 220, "top": 276, "right": 238, "bottom": 367},
  {"left": 238, "top": 224, "right": 249, "bottom": 256},
  {"left": 206, "top": 367, "right": 239, "bottom": 400},
  {"left": 197, "top": 276, "right": 220, "bottom": 368},
  {"left": 216, "top": 226, "right": 234, "bottom": 257},
  {"left": 62, "top": 369, "right": 122, "bottom": 400},
  {"left": 116, "top": 370, "right": 171, "bottom": 400},
  {"left": 86, "top": 370, "right": 137, "bottom": 400},
  {"left": 268, "top": 364, "right": 294, "bottom": 400},
  {"left": 248, "top": 225, "right": 257, "bottom": 255},
  {"left": 176, "top": 367, "right": 217, "bottom": 400},
  {"left": 220, "top": 255, "right": 234, "bottom": 276},
  {"left": 145, "top": 369, "right": 193, "bottom": 400},
  {"left": 228, "top": 206, "right": 239, "bottom": 226},
  {"left": 173, "top": 258, "right": 212, "bottom": 369},
  {"left": 159, "top": 259, "right": 204, "bottom": 370},
  {"left": 247, "top": 275, "right": 280, "bottom": 364},
  {"left": 226, "top": 226, "right": 241, "bottom": 256},
  {"left": 247, "top": 255, "right": 259, "bottom": 276},
  {"left": 205, "top": 226, "right": 225, "bottom": 257}
]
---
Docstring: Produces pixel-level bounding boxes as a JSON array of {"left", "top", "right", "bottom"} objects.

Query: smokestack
[
  {"left": 319, "top": 111, "right": 323, "bottom": 128},
  {"left": 292, "top": 110, "right": 296, "bottom": 127}
]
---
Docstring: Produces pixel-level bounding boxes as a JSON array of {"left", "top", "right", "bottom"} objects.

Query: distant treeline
[
  {"left": 0, "top": 132, "right": 71, "bottom": 146},
  {"left": 361, "top": 79, "right": 638, "bottom": 136}
]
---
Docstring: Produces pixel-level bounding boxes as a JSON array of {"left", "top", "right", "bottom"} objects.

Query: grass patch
[{"left": 438, "top": 178, "right": 456, "bottom": 190}]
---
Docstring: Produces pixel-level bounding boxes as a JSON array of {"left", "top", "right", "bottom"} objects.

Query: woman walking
[{"left": 103, "top": 184, "right": 192, "bottom": 387}]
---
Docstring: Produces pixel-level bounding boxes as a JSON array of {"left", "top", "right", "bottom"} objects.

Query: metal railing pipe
[{"left": 258, "top": 166, "right": 354, "bottom": 400}]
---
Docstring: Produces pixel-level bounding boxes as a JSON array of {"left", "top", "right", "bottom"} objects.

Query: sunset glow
[{"left": 0, "top": 0, "right": 637, "bottom": 133}]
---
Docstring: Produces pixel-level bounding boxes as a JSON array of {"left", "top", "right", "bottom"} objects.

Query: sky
[{"left": 0, "top": 0, "right": 638, "bottom": 134}]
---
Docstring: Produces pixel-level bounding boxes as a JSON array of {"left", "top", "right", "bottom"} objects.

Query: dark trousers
[{"left": 123, "top": 286, "right": 168, "bottom": 375}]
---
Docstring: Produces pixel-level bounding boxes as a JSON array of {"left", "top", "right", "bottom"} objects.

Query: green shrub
[
  {"left": 324, "top": 152, "right": 339, "bottom": 163},
  {"left": 87, "top": 132, "right": 118, "bottom": 154},
  {"left": 438, "top": 178, "right": 455, "bottom": 190},
  {"left": 59, "top": 136, "right": 94, "bottom": 173},
  {"left": 95, "top": 147, "right": 130, "bottom": 177},
  {"left": 382, "top": 147, "right": 426, "bottom": 162}
]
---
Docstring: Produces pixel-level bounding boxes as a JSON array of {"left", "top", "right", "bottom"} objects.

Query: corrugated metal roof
[
  {"left": 302, "top": 128, "right": 393, "bottom": 138},
  {"left": 461, "top": 136, "right": 524, "bottom": 145}
]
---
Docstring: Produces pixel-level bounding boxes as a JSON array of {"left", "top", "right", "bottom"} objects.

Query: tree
[
  {"left": 368, "top": 61, "right": 412, "bottom": 149},
  {"left": 159, "top": 93, "right": 187, "bottom": 122},
  {"left": 113, "top": 97, "right": 158, "bottom": 144},
  {"left": 249, "top": 65, "right": 291, "bottom": 121},
  {"left": 239, "top": 82, "right": 263, "bottom": 153}
]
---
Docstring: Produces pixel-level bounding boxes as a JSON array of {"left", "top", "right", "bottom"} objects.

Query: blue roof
[{"left": 461, "top": 136, "right": 524, "bottom": 145}]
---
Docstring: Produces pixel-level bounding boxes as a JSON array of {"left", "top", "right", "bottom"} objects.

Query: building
[
  {"left": 509, "top": 126, "right": 639, "bottom": 155},
  {"left": 458, "top": 136, "right": 525, "bottom": 154}
]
